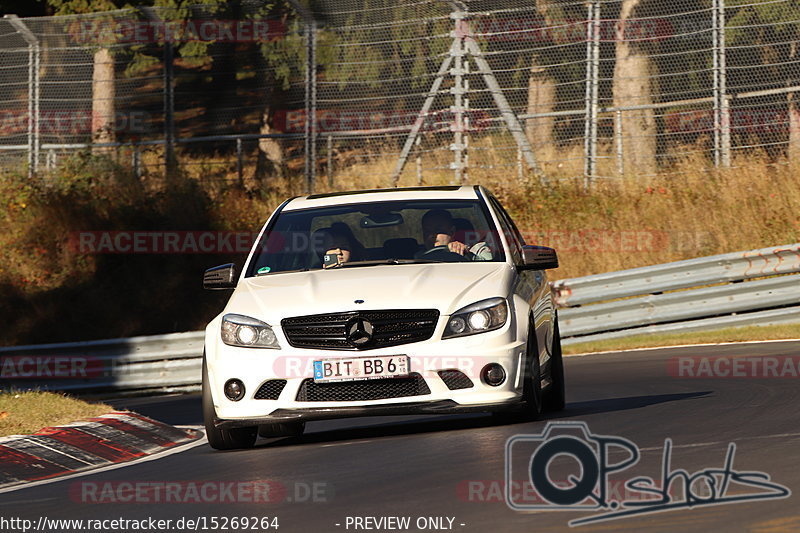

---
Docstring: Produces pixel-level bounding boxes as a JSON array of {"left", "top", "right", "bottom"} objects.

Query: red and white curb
[{"left": 0, "top": 412, "right": 200, "bottom": 490}]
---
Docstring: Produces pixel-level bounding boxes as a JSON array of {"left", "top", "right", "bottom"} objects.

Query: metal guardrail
[
  {"left": 1, "top": 243, "right": 798, "bottom": 393},
  {"left": 0, "top": 331, "right": 204, "bottom": 395},
  {"left": 555, "top": 243, "right": 800, "bottom": 345}
]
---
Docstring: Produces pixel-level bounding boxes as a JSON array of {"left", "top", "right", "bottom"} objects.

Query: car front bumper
[{"left": 204, "top": 314, "right": 529, "bottom": 425}]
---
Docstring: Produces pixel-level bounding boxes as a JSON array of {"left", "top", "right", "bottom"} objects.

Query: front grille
[
  {"left": 295, "top": 373, "right": 430, "bottom": 402},
  {"left": 438, "top": 370, "right": 474, "bottom": 390},
  {"left": 254, "top": 380, "right": 287, "bottom": 400},
  {"left": 282, "top": 310, "right": 439, "bottom": 351}
]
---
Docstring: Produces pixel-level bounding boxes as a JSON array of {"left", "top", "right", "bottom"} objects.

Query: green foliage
[
  {"left": 727, "top": 2, "right": 800, "bottom": 43},
  {"left": 46, "top": 0, "right": 124, "bottom": 15}
]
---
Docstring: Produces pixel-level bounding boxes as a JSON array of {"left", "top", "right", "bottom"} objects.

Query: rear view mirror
[
  {"left": 204, "top": 263, "right": 237, "bottom": 290},
  {"left": 520, "top": 245, "right": 558, "bottom": 270},
  {"left": 360, "top": 212, "right": 404, "bottom": 228}
]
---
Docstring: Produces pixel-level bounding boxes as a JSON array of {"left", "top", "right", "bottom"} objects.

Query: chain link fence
[{"left": 1, "top": 0, "right": 799, "bottom": 189}]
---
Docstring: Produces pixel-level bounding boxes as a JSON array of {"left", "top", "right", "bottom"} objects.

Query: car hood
[{"left": 225, "top": 262, "right": 513, "bottom": 322}]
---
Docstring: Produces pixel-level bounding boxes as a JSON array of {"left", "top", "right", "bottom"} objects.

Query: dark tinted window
[{"left": 247, "top": 200, "right": 505, "bottom": 276}]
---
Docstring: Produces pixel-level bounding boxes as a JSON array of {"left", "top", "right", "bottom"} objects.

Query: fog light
[
  {"left": 224, "top": 379, "right": 245, "bottom": 401},
  {"left": 481, "top": 363, "right": 506, "bottom": 386}
]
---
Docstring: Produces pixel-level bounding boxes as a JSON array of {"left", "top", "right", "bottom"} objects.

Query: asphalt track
[{"left": 3, "top": 340, "right": 800, "bottom": 532}]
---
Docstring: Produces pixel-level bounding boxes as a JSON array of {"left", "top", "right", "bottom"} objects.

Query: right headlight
[
  {"left": 221, "top": 313, "right": 280, "bottom": 349},
  {"left": 443, "top": 297, "right": 508, "bottom": 339}
]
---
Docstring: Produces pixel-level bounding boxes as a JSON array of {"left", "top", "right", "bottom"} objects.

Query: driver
[{"left": 417, "top": 209, "right": 492, "bottom": 261}]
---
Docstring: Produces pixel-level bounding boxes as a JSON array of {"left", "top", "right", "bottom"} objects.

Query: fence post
[
  {"left": 415, "top": 136, "right": 423, "bottom": 185},
  {"left": 163, "top": 39, "right": 176, "bottom": 177},
  {"left": 583, "top": 0, "right": 601, "bottom": 185},
  {"left": 132, "top": 143, "right": 141, "bottom": 179},
  {"left": 304, "top": 19, "right": 318, "bottom": 194},
  {"left": 236, "top": 137, "right": 244, "bottom": 187},
  {"left": 615, "top": 109, "right": 624, "bottom": 176},
  {"left": 326, "top": 134, "right": 333, "bottom": 188},
  {"left": 5, "top": 15, "right": 40, "bottom": 178},
  {"left": 450, "top": 10, "right": 466, "bottom": 184},
  {"left": 712, "top": 0, "right": 730, "bottom": 167}
]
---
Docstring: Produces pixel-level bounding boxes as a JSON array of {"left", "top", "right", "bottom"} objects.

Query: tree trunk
[
  {"left": 255, "top": 104, "right": 286, "bottom": 182},
  {"left": 525, "top": 65, "right": 556, "bottom": 160},
  {"left": 613, "top": 0, "right": 657, "bottom": 176},
  {"left": 91, "top": 47, "right": 115, "bottom": 151},
  {"left": 524, "top": 0, "right": 558, "bottom": 163}
]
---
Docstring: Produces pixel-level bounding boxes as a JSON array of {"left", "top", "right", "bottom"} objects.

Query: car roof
[{"left": 284, "top": 185, "right": 483, "bottom": 211}]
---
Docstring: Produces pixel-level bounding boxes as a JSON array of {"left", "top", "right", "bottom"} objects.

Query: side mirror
[
  {"left": 204, "top": 263, "right": 237, "bottom": 290},
  {"left": 520, "top": 245, "right": 558, "bottom": 270}
]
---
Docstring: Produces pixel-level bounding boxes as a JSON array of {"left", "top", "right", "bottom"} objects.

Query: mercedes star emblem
[{"left": 346, "top": 317, "right": 374, "bottom": 347}]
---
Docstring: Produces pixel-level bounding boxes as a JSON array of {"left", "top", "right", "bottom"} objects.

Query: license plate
[{"left": 313, "top": 355, "right": 409, "bottom": 383}]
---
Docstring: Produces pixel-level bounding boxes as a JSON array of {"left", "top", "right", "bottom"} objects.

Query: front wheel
[
  {"left": 542, "top": 319, "right": 566, "bottom": 412},
  {"left": 202, "top": 355, "right": 257, "bottom": 450}
]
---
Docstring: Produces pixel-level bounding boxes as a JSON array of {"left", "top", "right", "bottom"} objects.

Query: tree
[
  {"left": 47, "top": 0, "right": 123, "bottom": 149},
  {"left": 613, "top": 0, "right": 658, "bottom": 176},
  {"left": 726, "top": 0, "right": 800, "bottom": 165}
]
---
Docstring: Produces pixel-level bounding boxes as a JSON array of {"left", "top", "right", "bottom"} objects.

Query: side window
[{"left": 488, "top": 196, "right": 522, "bottom": 264}]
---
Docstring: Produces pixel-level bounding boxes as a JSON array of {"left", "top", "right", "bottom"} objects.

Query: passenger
[{"left": 322, "top": 222, "right": 365, "bottom": 268}]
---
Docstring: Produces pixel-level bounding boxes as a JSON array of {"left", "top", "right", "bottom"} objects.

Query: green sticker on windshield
[{"left": 257, "top": 266, "right": 271, "bottom": 274}]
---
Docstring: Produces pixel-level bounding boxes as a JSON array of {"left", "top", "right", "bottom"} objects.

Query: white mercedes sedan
[{"left": 202, "top": 185, "right": 564, "bottom": 449}]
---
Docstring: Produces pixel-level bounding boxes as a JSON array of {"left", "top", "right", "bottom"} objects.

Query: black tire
[
  {"left": 493, "top": 316, "right": 541, "bottom": 423},
  {"left": 520, "top": 322, "right": 543, "bottom": 420},
  {"left": 202, "top": 356, "right": 257, "bottom": 450},
  {"left": 258, "top": 422, "right": 305, "bottom": 438},
  {"left": 542, "top": 319, "right": 566, "bottom": 412}
]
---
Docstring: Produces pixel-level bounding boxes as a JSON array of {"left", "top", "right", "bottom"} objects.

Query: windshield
[{"left": 246, "top": 199, "right": 505, "bottom": 276}]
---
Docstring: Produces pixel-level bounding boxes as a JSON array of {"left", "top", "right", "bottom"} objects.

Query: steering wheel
[{"left": 421, "top": 245, "right": 470, "bottom": 262}]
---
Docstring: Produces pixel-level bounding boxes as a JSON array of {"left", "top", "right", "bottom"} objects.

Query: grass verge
[
  {"left": 0, "top": 391, "right": 112, "bottom": 437},
  {"left": 563, "top": 324, "right": 800, "bottom": 355}
]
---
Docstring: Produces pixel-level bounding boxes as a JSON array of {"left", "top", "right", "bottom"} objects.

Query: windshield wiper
[{"left": 338, "top": 258, "right": 442, "bottom": 267}]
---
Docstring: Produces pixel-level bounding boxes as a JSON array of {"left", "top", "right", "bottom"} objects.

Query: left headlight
[
  {"left": 221, "top": 313, "right": 280, "bottom": 349},
  {"left": 443, "top": 297, "right": 508, "bottom": 339}
]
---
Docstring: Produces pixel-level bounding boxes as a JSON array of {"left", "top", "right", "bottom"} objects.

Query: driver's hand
[{"left": 447, "top": 241, "right": 467, "bottom": 255}]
